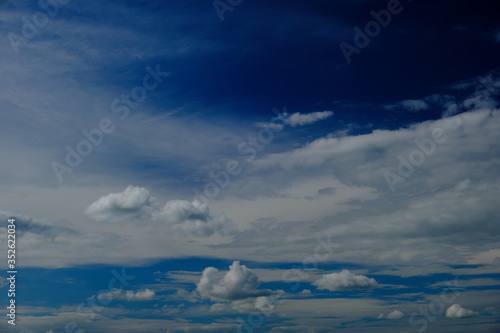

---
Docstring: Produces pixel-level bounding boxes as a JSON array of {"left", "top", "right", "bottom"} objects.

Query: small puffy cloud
[
  {"left": 446, "top": 304, "right": 479, "bottom": 318},
  {"left": 84, "top": 186, "right": 234, "bottom": 237},
  {"left": 196, "top": 261, "right": 272, "bottom": 301},
  {"left": 153, "top": 200, "right": 234, "bottom": 237},
  {"left": 313, "top": 269, "right": 379, "bottom": 291},
  {"left": 378, "top": 310, "right": 404, "bottom": 319},
  {"left": 46, "top": 330, "right": 55, "bottom": 333},
  {"left": 385, "top": 99, "right": 429, "bottom": 112},
  {"left": 98, "top": 288, "right": 155, "bottom": 301},
  {"left": 84, "top": 185, "right": 155, "bottom": 223}
]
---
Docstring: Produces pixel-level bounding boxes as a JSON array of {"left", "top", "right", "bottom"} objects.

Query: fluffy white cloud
[
  {"left": 84, "top": 185, "right": 155, "bottom": 223},
  {"left": 196, "top": 261, "right": 271, "bottom": 301},
  {"left": 84, "top": 186, "right": 234, "bottom": 237},
  {"left": 98, "top": 288, "right": 155, "bottom": 301},
  {"left": 446, "top": 304, "right": 479, "bottom": 318},
  {"left": 313, "top": 270, "right": 379, "bottom": 291},
  {"left": 378, "top": 310, "right": 404, "bottom": 319}
]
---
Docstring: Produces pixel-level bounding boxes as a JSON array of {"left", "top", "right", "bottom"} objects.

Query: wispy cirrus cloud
[{"left": 385, "top": 99, "right": 429, "bottom": 112}]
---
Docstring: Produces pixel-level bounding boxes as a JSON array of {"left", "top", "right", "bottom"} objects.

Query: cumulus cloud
[
  {"left": 313, "top": 270, "right": 379, "bottom": 291},
  {"left": 98, "top": 288, "right": 155, "bottom": 301},
  {"left": 446, "top": 304, "right": 479, "bottom": 318},
  {"left": 196, "top": 261, "right": 272, "bottom": 301},
  {"left": 84, "top": 185, "right": 155, "bottom": 223},
  {"left": 378, "top": 310, "right": 404, "bottom": 319},
  {"left": 153, "top": 200, "right": 234, "bottom": 237},
  {"left": 84, "top": 186, "right": 234, "bottom": 237}
]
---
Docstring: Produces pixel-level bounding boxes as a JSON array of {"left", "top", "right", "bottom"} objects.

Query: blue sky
[{"left": 0, "top": 0, "right": 500, "bottom": 332}]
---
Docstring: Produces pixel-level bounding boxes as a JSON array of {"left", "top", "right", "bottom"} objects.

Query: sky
[{"left": 0, "top": 0, "right": 500, "bottom": 332}]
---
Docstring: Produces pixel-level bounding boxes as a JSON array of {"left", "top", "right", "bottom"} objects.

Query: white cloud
[
  {"left": 84, "top": 186, "right": 234, "bottom": 237},
  {"left": 173, "top": 289, "right": 200, "bottom": 303},
  {"left": 45, "top": 330, "right": 55, "bottom": 333},
  {"left": 196, "top": 261, "right": 272, "bottom": 301},
  {"left": 210, "top": 294, "right": 282, "bottom": 314},
  {"left": 446, "top": 304, "right": 479, "bottom": 318},
  {"left": 313, "top": 270, "right": 379, "bottom": 291},
  {"left": 84, "top": 185, "right": 155, "bottom": 223},
  {"left": 378, "top": 309, "right": 404, "bottom": 319},
  {"left": 256, "top": 110, "right": 333, "bottom": 129},
  {"left": 153, "top": 200, "right": 234, "bottom": 237},
  {"left": 98, "top": 288, "right": 156, "bottom": 301},
  {"left": 283, "top": 111, "right": 334, "bottom": 126}
]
